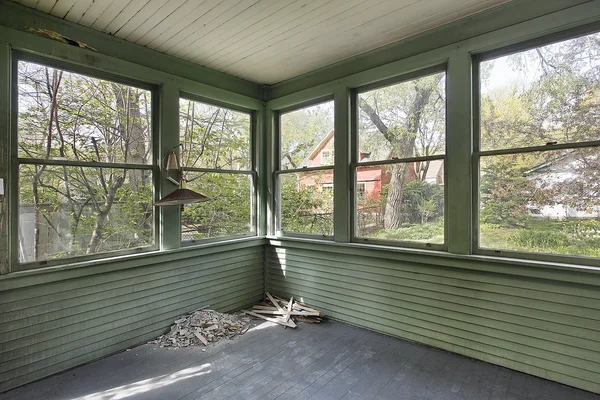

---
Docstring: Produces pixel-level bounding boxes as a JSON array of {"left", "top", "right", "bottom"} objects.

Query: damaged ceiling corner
[{"left": 26, "top": 28, "right": 96, "bottom": 51}]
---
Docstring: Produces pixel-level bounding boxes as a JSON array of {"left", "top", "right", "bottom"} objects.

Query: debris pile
[
  {"left": 242, "top": 292, "right": 324, "bottom": 328},
  {"left": 150, "top": 307, "right": 250, "bottom": 348}
]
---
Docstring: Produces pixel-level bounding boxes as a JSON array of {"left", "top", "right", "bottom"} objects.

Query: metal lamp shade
[
  {"left": 165, "top": 151, "right": 180, "bottom": 171},
  {"left": 154, "top": 188, "right": 209, "bottom": 206}
]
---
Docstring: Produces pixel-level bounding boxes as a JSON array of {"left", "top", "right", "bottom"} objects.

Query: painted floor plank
[{"left": 0, "top": 320, "right": 598, "bottom": 400}]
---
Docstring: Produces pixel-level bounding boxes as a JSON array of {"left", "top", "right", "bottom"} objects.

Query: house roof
[{"left": 307, "top": 129, "right": 335, "bottom": 162}]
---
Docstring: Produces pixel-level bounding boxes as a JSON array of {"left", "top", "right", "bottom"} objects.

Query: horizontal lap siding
[
  {"left": 0, "top": 243, "right": 264, "bottom": 392},
  {"left": 266, "top": 243, "right": 600, "bottom": 394}
]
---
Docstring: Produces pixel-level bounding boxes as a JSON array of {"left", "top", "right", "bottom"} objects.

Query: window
[
  {"left": 321, "top": 150, "right": 333, "bottom": 166},
  {"left": 179, "top": 97, "right": 254, "bottom": 242},
  {"left": 355, "top": 70, "right": 446, "bottom": 246},
  {"left": 476, "top": 31, "right": 600, "bottom": 261},
  {"left": 277, "top": 100, "right": 334, "bottom": 236},
  {"left": 16, "top": 59, "right": 155, "bottom": 264}
]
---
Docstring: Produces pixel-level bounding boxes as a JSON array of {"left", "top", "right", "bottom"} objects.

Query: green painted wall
[
  {"left": 266, "top": 239, "right": 600, "bottom": 394},
  {"left": 0, "top": 240, "right": 264, "bottom": 392}
]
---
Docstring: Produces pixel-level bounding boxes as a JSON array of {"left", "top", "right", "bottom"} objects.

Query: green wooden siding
[
  {"left": 0, "top": 241, "right": 264, "bottom": 392},
  {"left": 266, "top": 240, "right": 600, "bottom": 394}
]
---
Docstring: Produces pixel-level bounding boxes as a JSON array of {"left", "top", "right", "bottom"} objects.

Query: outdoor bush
[{"left": 510, "top": 230, "right": 570, "bottom": 248}]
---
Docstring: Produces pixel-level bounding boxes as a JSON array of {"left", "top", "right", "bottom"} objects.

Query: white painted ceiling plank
[
  {"left": 226, "top": 0, "right": 432, "bottom": 71},
  {"left": 78, "top": 0, "right": 120, "bottom": 27},
  {"left": 177, "top": 0, "right": 281, "bottom": 57},
  {"left": 135, "top": 0, "right": 207, "bottom": 46},
  {"left": 112, "top": 0, "right": 166, "bottom": 39},
  {"left": 174, "top": 0, "right": 282, "bottom": 61},
  {"left": 186, "top": 0, "right": 294, "bottom": 63},
  {"left": 36, "top": 0, "right": 58, "bottom": 13},
  {"left": 203, "top": 0, "right": 373, "bottom": 69},
  {"left": 144, "top": 0, "right": 222, "bottom": 50},
  {"left": 195, "top": 0, "right": 336, "bottom": 66},
  {"left": 46, "top": 0, "right": 77, "bottom": 18},
  {"left": 103, "top": 0, "right": 151, "bottom": 35},
  {"left": 124, "top": 0, "right": 188, "bottom": 42},
  {"left": 162, "top": 0, "right": 258, "bottom": 56},
  {"left": 248, "top": 0, "right": 509, "bottom": 83},
  {"left": 90, "top": 0, "right": 132, "bottom": 30},
  {"left": 63, "top": 0, "right": 94, "bottom": 23}
]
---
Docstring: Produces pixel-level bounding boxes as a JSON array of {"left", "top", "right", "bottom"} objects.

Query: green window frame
[
  {"left": 473, "top": 28, "right": 600, "bottom": 267},
  {"left": 274, "top": 97, "right": 335, "bottom": 239},
  {"left": 12, "top": 53, "right": 159, "bottom": 271},
  {"left": 178, "top": 94, "right": 257, "bottom": 244},
  {"left": 351, "top": 66, "right": 448, "bottom": 250}
]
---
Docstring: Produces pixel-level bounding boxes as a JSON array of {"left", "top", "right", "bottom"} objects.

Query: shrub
[{"left": 510, "top": 230, "right": 569, "bottom": 248}]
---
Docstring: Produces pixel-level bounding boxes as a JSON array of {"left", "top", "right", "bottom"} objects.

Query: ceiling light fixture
[{"left": 155, "top": 146, "right": 209, "bottom": 211}]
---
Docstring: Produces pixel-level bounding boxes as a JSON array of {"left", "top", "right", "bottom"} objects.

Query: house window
[
  {"left": 355, "top": 69, "right": 446, "bottom": 246},
  {"left": 476, "top": 31, "right": 600, "bottom": 261},
  {"left": 321, "top": 150, "right": 333, "bottom": 166},
  {"left": 16, "top": 59, "right": 155, "bottom": 265},
  {"left": 277, "top": 100, "right": 334, "bottom": 236},
  {"left": 179, "top": 97, "right": 254, "bottom": 242},
  {"left": 356, "top": 182, "right": 367, "bottom": 201}
]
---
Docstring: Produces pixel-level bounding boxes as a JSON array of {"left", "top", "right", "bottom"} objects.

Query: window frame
[
  {"left": 11, "top": 52, "right": 160, "bottom": 271},
  {"left": 178, "top": 92, "right": 258, "bottom": 245},
  {"left": 274, "top": 96, "right": 336, "bottom": 239},
  {"left": 350, "top": 65, "right": 448, "bottom": 251},
  {"left": 472, "top": 28, "right": 600, "bottom": 267}
]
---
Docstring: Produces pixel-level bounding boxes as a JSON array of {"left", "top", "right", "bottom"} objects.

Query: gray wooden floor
[{"left": 1, "top": 320, "right": 598, "bottom": 400}]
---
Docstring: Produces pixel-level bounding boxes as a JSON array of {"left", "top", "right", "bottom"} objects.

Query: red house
[{"left": 299, "top": 130, "right": 444, "bottom": 207}]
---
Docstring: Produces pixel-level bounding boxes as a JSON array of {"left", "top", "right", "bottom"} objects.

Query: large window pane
[
  {"left": 279, "top": 170, "right": 334, "bottom": 235},
  {"left": 480, "top": 32, "right": 600, "bottom": 151},
  {"left": 479, "top": 147, "right": 600, "bottom": 258},
  {"left": 181, "top": 173, "right": 253, "bottom": 241},
  {"left": 18, "top": 61, "right": 152, "bottom": 164},
  {"left": 280, "top": 101, "right": 334, "bottom": 169},
  {"left": 179, "top": 99, "right": 251, "bottom": 170},
  {"left": 19, "top": 165, "right": 154, "bottom": 263},
  {"left": 356, "top": 161, "right": 445, "bottom": 243},
  {"left": 358, "top": 71, "right": 446, "bottom": 163}
]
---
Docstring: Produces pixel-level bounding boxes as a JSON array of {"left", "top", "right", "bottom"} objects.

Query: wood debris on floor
[
  {"left": 149, "top": 307, "right": 250, "bottom": 349},
  {"left": 241, "top": 292, "right": 324, "bottom": 328}
]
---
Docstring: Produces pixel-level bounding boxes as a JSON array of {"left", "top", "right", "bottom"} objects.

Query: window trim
[
  {"left": 350, "top": 67, "right": 448, "bottom": 250},
  {"left": 472, "top": 30, "right": 600, "bottom": 268},
  {"left": 274, "top": 96, "right": 336, "bottom": 239},
  {"left": 177, "top": 95, "right": 258, "bottom": 244},
  {"left": 11, "top": 53, "right": 160, "bottom": 271}
]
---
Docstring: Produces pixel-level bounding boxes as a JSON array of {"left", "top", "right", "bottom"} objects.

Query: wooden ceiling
[{"left": 11, "top": 0, "right": 511, "bottom": 84}]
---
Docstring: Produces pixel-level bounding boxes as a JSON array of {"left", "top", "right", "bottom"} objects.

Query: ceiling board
[{"left": 10, "top": 0, "right": 513, "bottom": 84}]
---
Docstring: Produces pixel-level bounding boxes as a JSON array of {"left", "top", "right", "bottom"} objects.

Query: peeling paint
[{"left": 26, "top": 28, "right": 96, "bottom": 51}]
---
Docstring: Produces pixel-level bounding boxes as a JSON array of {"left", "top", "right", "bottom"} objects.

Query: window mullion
[
  {"left": 0, "top": 41, "right": 9, "bottom": 274},
  {"left": 446, "top": 52, "right": 473, "bottom": 255},
  {"left": 333, "top": 85, "right": 351, "bottom": 243},
  {"left": 160, "top": 82, "right": 181, "bottom": 251}
]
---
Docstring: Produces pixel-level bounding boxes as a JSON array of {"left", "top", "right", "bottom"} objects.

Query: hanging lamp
[{"left": 155, "top": 147, "right": 209, "bottom": 211}]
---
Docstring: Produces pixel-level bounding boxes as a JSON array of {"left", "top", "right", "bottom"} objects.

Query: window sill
[
  {"left": 266, "top": 235, "right": 600, "bottom": 282},
  {"left": 0, "top": 236, "right": 266, "bottom": 289}
]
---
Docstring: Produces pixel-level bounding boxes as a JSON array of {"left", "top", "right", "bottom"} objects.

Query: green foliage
[
  {"left": 402, "top": 180, "right": 444, "bottom": 224},
  {"left": 372, "top": 221, "right": 444, "bottom": 242},
  {"left": 510, "top": 230, "right": 570, "bottom": 248},
  {"left": 280, "top": 174, "right": 333, "bottom": 235}
]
